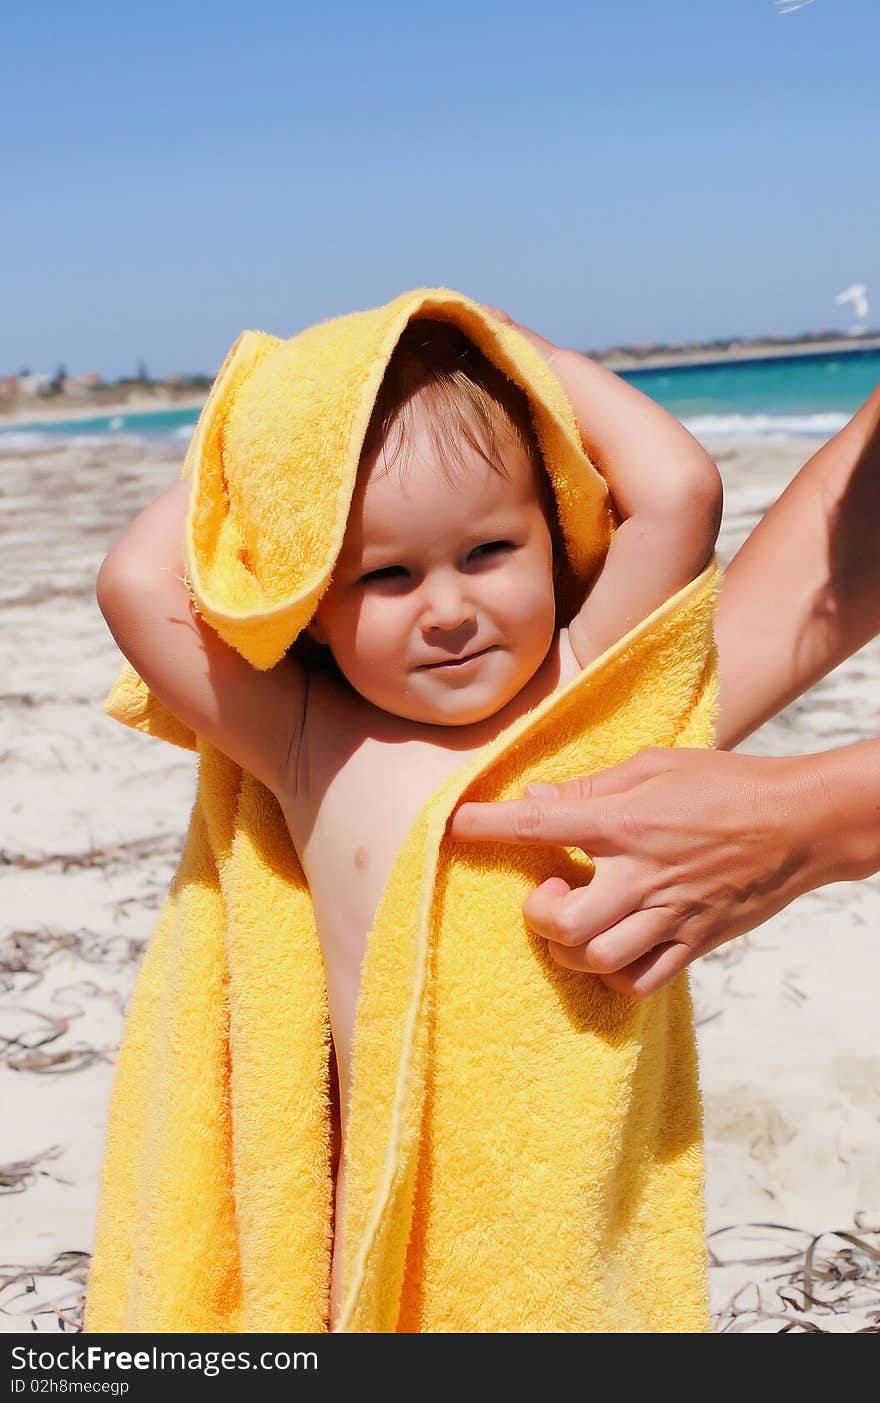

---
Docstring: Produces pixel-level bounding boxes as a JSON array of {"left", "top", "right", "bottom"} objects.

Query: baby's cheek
[
  {"left": 510, "top": 562, "right": 556, "bottom": 628},
  {"left": 353, "top": 600, "right": 404, "bottom": 669}
]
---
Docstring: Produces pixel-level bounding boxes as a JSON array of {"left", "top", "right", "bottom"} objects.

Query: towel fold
[{"left": 85, "top": 287, "right": 719, "bottom": 1333}]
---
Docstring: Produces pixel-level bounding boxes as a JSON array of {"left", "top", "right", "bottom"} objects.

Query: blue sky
[{"left": 3, "top": 0, "right": 877, "bottom": 379}]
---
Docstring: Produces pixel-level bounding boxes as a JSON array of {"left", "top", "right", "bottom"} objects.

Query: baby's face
[{"left": 309, "top": 406, "right": 558, "bottom": 727}]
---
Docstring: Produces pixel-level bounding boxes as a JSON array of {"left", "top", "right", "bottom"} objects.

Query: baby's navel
[{"left": 354, "top": 845, "right": 369, "bottom": 872}]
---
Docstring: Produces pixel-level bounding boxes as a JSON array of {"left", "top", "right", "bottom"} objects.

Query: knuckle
[
  {"left": 663, "top": 899, "right": 703, "bottom": 947},
  {"left": 513, "top": 806, "right": 546, "bottom": 840},
  {"left": 627, "top": 981, "right": 653, "bottom": 1002},
  {"left": 641, "top": 746, "right": 669, "bottom": 771},
  {"left": 584, "top": 940, "right": 618, "bottom": 974},
  {"left": 626, "top": 746, "right": 666, "bottom": 780},
  {"left": 550, "top": 906, "right": 583, "bottom": 946},
  {"left": 570, "top": 773, "right": 596, "bottom": 802},
  {"left": 673, "top": 923, "right": 701, "bottom": 955}
]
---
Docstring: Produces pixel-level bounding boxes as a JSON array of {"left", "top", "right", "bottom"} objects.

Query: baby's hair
[{"left": 359, "top": 319, "right": 563, "bottom": 563}]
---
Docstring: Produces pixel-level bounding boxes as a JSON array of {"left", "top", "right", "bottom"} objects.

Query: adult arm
[{"left": 715, "top": 381, "right": 880, "bottom": 748}]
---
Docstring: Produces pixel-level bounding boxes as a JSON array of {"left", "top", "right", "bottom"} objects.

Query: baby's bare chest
[
  {"left": 275, "top": 630, "right": 580, "bottom": 962},
  {"left": 277, "top": 685, "right": 485, "bottom": 958}
]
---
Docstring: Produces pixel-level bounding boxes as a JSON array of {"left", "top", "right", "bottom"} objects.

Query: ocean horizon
[{"left": 2, "top": 344, "right": 879, "bottom": 448}]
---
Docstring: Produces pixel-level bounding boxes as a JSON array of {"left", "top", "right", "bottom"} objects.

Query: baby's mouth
[{"left": 418, "top": 646, "right": 496, "bottom": 670}]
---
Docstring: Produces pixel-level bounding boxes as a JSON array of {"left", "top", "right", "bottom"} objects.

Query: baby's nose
[{"left": 421, "top": 577, "right": 476, "bottom": 632}]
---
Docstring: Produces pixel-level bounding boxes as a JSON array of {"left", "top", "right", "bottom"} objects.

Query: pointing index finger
[{"left": 447, "top": 797, "right": 623, "bottom": 856}]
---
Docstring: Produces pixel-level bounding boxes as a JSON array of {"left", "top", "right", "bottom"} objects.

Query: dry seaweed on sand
[
  {"left": 0, "top": 828, "right": 183, "bottom": 874},
  {"left": 0, "top": 1252, "right": 89, "bottom": 1333},
  {"left": 0, "top": 1001, "right": 113, "bottom": 1074},
  {"left": 710, "top": 1220, "right": 880, "bottom": 1332},
  {"left": 0, "top": 927, "right": 144, "bottom": 995},
  {"left": 0, "top": 1146, "right": 71, "bottom": 1195}
]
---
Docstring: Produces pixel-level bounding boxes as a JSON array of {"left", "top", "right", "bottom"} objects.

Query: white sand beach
[{"left": 1, "top": 434, "right": 878, "bottom": 1333}]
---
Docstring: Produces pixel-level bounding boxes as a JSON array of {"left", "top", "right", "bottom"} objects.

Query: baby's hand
[{"left": 477, "top": 303, "right": 562, "bottom": 370}]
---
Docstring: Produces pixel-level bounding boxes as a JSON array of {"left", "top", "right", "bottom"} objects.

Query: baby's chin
[
  {"left": 392, "top": 695, "right": 511, "bottom": 728},
  {"left": 373, "top": 666, "right": 539, "bottom": 730}
]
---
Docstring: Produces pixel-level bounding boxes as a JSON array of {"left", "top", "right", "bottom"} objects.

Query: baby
[{"left": 96, "top": 308, "right": 722, "bottom": 1326}]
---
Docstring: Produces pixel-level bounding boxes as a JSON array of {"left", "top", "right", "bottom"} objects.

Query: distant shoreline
[
  {"left": 0, "top": 393, "right": 207, "bottom": 428},
  {"left": 594, "top": 333, "right": 880, "bottom": 372},
  {"left": 3, "top": 333, "right": 879, "bottom": 428}
]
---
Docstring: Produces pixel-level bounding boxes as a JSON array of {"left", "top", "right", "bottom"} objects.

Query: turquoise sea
[
  {"left": 627, "top": 344, "right": 880, "bottom": 441},
  {"left": 2, "top": 344, "right": 879, "bottom": 447}
]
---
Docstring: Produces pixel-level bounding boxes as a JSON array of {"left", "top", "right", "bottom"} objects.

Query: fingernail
[{"left": 525, "top": 782, "right": 557, "bottom": 797}]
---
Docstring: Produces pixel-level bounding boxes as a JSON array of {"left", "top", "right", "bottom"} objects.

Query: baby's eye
[
  {"left": 358, "top": 542, "right": 515, "bottom": 584},
  {"left": 470, "top": 540, "right": 515, "bottom": 559},
  {"left": 359, "top": 565, "right": 407, "bottom": 583}
]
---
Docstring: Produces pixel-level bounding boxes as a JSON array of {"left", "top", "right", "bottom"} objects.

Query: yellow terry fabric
[{"left": 85, "top": 287, "right": 719, "bottom": 1334}]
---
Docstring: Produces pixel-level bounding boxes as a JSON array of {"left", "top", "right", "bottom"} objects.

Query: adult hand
[{"left": 448, "top": 747, "right": 827, "bottom": 998}]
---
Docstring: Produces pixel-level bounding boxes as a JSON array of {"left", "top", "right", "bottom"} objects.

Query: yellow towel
[{"left": 85, "top": 287, "right": 719, "bottom": 1333}]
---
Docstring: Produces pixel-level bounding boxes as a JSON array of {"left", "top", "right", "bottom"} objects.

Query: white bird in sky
[{"left": 835, "top": 284, "right": 870, "bottom": 323}]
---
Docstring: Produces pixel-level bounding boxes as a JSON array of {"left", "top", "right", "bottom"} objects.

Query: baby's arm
[
  {"left": 96, "top": 475, "right": 305, "bottom": 795},
  {"left": 551, "top": 346, "right": 722, "bottom": 665},
  {"left": 482, "top": 306, "right": 723, "bottom": 666}
]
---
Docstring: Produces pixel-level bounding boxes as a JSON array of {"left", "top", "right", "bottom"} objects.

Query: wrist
[{"left": 784, "top": 743, "right": 880, "bottom": 887}]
